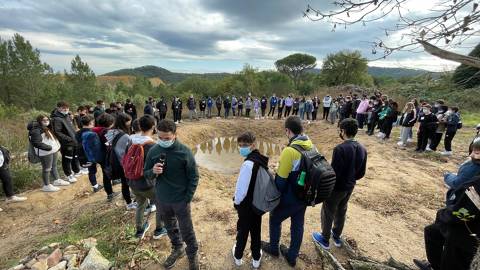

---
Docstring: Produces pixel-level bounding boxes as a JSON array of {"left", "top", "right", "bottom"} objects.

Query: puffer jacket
[
  {"left": 51, "top": 109, "right": 77, "bottom": 147},
  {"left": 27, "top": 121, "right": 61, "bottom": 156}
]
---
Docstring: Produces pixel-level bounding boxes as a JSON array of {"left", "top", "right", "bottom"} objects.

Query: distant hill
[
  {"left": 367, "top": 66, "right": 441, "bottom": 78},
  {"left": 97, "top": 75, "right": 164, "bottom": 87},
  {"left": 103, "top": 65, "right": 229, "bottom": 84},
  {"left": 104, "top": 65, "right": 443, "bottom": 84}
]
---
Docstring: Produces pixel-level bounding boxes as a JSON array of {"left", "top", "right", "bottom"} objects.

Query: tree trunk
[{"left": 419, "top": 40, "right": 480, "bottom": 69}]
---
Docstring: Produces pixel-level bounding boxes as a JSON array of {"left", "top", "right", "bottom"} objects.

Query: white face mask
[{"left": 42, "top": 121, "right": 50, "bottom": 127}]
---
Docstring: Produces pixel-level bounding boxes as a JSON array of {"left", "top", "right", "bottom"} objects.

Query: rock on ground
[{"left": 79, "top": 247, "right": 111, "bottom": 270}]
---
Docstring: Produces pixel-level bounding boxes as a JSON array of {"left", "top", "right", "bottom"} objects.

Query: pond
[{"left": 193, "top": 137, "right": 283, "bottom": 175}]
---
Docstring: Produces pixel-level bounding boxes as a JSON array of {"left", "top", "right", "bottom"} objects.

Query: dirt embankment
[{"left": 0, "top": 119, "right": 466, "bottom": 269}]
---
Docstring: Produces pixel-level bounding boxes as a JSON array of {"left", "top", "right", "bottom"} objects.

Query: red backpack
[{"left": 122, "top": 141, "right": 154, "bottom": 180}]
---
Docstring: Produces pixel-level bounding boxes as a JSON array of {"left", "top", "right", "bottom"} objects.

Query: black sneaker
[
  {"left": 280, "top": 244, "right": 296, "bottom": 267},
  {"left": 107, "top": 191, "right": 120, "bottom": 201},
  {"left": 135, "top": 222, "right": 150, "bottom": 240},
  {"left": 163, "top": 247, "right": 186, "bottom": 269},
  {"left": 261, "top": 241, "right": 279, "bottom": 257},
  {"left": 93, "top": 184, "right": 104, "bottom": 193},
  {"left": 188, "top": 255, "right": 199, "bottom": 270},
  {"left": 413, "top": 259, "right": 433, "bottom": 270}
]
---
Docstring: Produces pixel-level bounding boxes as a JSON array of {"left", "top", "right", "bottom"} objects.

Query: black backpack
[
  {"left": 104, "top": 131, "right": 125, "bottom": 180},
  {"left": 290, "top": 144, "right": 336, "bottom": 206}
]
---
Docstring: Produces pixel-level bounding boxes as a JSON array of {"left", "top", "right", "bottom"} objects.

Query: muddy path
[{"left": 0, "top": 119, "right": 467, "bottom": 269}]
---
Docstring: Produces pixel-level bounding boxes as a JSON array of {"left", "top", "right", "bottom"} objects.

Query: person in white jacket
[
  {"left": 28, "top": 115, "right": 66, "bottom": 192},
  {"left": 323, "top": 95, "right": 332, "bottom": 120}
]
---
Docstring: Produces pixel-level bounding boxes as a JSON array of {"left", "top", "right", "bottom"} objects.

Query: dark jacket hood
[
  {"left": 51, "top": 109, "right": 66, "bottom": 119},
  {"left": 246, "top": 149, "right": 269, "bottom": 170}
]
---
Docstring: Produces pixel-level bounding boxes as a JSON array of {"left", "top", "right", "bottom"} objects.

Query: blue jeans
[{"left": 269, "top": 203, "right": 307, "bottom": 262}]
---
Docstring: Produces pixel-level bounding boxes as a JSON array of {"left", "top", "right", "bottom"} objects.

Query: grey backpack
[{"left": 252, "top": 166, "right": 281, "bottom": 215}]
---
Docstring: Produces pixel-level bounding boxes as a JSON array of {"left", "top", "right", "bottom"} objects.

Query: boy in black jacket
[
  {"left": 313, "top": 118, "right": 367, "bottom": 250},
  {"left": 416, "top": 104, "right": 439, "bottom": 152}
]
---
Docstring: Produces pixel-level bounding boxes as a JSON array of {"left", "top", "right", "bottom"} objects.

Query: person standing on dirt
[
  {"left": 355, "top": 95, "right": 369, "bottom": 130},
  {"left": 441, "top": 106, "right": 460, "bottom": 156},
  {"left": 313, "top": 118, "right": 367, "bottom": 250},
  {"left": 216, "top": 96, "right": 222, "bottom": 117},
  {"left": 0, "top": 145, "right": 27, "bottom": 209},
  {"left": 124, "top": 99, "right": 137, "bottom": 120},
  {"left": 231, "top": 95, "right": 238, "bottom": 117},
  {"left": 261, "top": 116, "right": 312, "bottom": 267},
  {"left": 268, "top": 94, "right": 278, "bottom": 119},
  {"left": 29, "top": 114, "right": 70, "bottom": 191},
  {"left": 156, "top": 96, "right": 168, "bottom": 121},
  {"left": 277, "top": 96, "right": 285, "bottom": 120},
  {"left": 329, "top": 100, "right": 339, "bottom": 125},
  {"left": 292, "top": 97, "right": 300, "bottom": 116},
  {"left": 126, "top": 115, "right": 167, "bottom": 240},
  {"left": 232, "top": 131, "right": 267, "bottom": 268},
  {"left": 187, "top": 94, "right": 198, "bottom": 121},
  {"left": 144, "top": 119, "right": 200, "bottom": 270},
  {"left": 144, "top": 99, "right": 154, "bottom": 117},
  {"left": 224, "top": 96, "right": 231, "bottom": 119},
  {"left": 312, "top": 97, "right": 319, "bottom": 121},
  {"left": 207, "top": 96, "right": 214, "bottom": 118},
  {"left": 245, "top": 96, "right": 252, "bottom": 118},
  {"left": 260, "top": 96, "right": 268, "bottom": 119},
  {"left": 322, "top": 95, "right": 332, "bottom": 120},
  {"left": 172, "top": 97, "right": 181, "bottom": 124},
  {"left": 415, "top": 104, "right": 438, "bottom": 153},
  {"left": 199, "top": 97, "right": 207, "bottom": 119},
  {"left": 51, "top": 101, "right": 82, "bottom": 184},
  {"left": 237, "top": 97, "right": 244, "bottom": 117},
  {"left": 284, "top": 95, "right": 293, "bottom": 117}
]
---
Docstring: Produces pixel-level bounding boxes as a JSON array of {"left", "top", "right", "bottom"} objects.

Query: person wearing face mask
[
  {"left": 441, "top": 106, "right": 461, "bottom": 156},
  {"left": 51, "top": 101, "right": 82, "bottom": 183},
  {"left": 144, "top": 119, "right": 200, "bottom": 270},
  {"left": 443, "top": 141, "right": 480, "bottom": 190},
  {"left": 261, "top": 116, "right": 312, "bottom": 267},
  {"left": 73, "top": 106, "right": 88, "bottom": 130},
  {"left": 284, "top": 95, "right": 293, "bottom": 117},
  {"left": 416, "top": 104, "right": 439, "bottom": 152},
  {"left": 93, "top": 100, "right": 106, "bottom": 120},
  {"left": 124, "top": 98, "right": 137, "bottom": 120},
  {"left": 232, "top": 132, "right": 268, "bottom": 268},
  {"left": 313, "top": 118, "right": 367, "bottom": 251},
  {"left": 28, "top": 114, "right": 68, "bottom": 191}
]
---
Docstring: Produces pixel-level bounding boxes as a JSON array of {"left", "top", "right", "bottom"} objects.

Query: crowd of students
[{"left": 0, "top": 91, "right": 479, "bottom": 269}]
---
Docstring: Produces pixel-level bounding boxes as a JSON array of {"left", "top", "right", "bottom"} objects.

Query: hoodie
[
  {"left": 51, "top": 109, "right": 77, "bottom": 147},
  {"left": 234, "top": 150, "right": 269, "bottom": 206},
  {"left": 276, "top": 135, "right": 313, "bottom": 206},
  {"left": 128, "top": 134, "right": 156, "bottom": 191}
]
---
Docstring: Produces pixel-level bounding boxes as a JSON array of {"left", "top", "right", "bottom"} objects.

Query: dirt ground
[{"left": 0, "top": 118, "right": 472, "bottom": 269}]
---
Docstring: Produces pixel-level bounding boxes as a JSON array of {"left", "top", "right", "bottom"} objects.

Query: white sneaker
[
  {"left": 425, "top": 147, "right": 433, "bottom": 152},
  {"left": 441, "top": 151, "right": 452, "bottom": 156},
  {"left": 232, "top": 244, "right": 243, "bottom": 266},
  {"left": 42, "top": 184, "right": 60, "bottom": 192},
  {"left": 252, "top": 250, "right": 262, "bottom": 269},
  {"left": 67, "top": 175, "right": 78, "bottom": 183},
  {"left": 81, "top": 168, "right": 89, "bottom": 175},
  {"left": 6, "top": 195, "right": 27, "bottom": 203},
  {"left": 397, "top": 141, "right": 406, "bottom": 147},
  {"left": 126, "top": 202, "right": 138, "bottom": 211},
  {"left": 53, "top": 179, "right": 70, "bottom": 186},
  {"left": 407, "top": 138, "right": 414, "bottom": 143}
]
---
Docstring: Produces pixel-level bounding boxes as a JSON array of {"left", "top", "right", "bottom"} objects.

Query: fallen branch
[
  {"left": 349, "top": 259, "right": 398, "bottom": 270},
  {"left": 314, "top": 243, "right": 346, "bottom": 270}
]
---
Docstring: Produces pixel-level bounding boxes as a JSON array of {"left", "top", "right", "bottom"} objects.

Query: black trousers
[
  {"left": 277, "top": 107, "right": 284, "bottom": 119},
  {"left": 424, "top": 223, "right": 476, "bottom": 270},
  {"left": 60, "top": 146, "right": 80, "bottom": 177},
  {"left": 0, "top": 166, "right": 14, "bottom": 197},
  {"left": 268, "top": 106, "right": 276, "bottom": 116},
  {"left": 284, "top": 106, "right": 292, "bottom": 117},
  {"left": 367, "top": 117, "right": 378, "bottom": 135},
  {"left": 99, "top": 162, "right": 113, "bottom": 195},
  {"left": 261, "top": 108, "right": 266, "bottom": 117},
  {"left": 292, "top": 108, "right": 298, "bottom": 115},
  {"left": 217, "top": 106, "right": 222, "bottom": 117},
  {"left": 312, "top": 110, "right": 318, "bottom": 121},
  {"left": 246, "top": 109, "right": 251, "bottom": 117},
  {"left": 444, "top": 131, "right": 456, "bottom": 152},
  {"left": 429, "top": 132, "right": 444, "bottom": 151},
  {"left": 321, "top": 190, "right": 353, "bottom": 239},
  {"left": 234, "top": 205, "right": 261, "bottom": 260},
  {"left": 159, "top": 202, "right": 198, "bottom": 259},
  {"left": 417, "top": 129, "right": 434, "bottom": 151},
  {"left": 121, "top": 175, "right": 132, "bottom": 204},
  {"left": 323, "top": 107, "right": 330, "bottom": 119},
  {"left": 159, "top": 112, "right": 166, "bottom": 120}
]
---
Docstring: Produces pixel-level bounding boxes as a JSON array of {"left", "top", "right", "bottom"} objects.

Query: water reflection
[{"left": 194, "top": 137, "right": 282, "bottom": 175}]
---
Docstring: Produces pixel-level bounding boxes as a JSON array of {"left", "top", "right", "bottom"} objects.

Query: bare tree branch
[{"left": 419, "top": 39, "right": 480, "bottom": 68}]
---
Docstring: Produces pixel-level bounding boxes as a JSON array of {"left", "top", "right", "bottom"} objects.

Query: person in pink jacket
[{"left": 355, "top": 95, "right": 370, "bottom": 129}]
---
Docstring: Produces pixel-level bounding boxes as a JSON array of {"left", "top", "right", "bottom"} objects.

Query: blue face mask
[
  {"left": 239, "top": 147, "right": 252, "bottom": 157},
  {"left": 158, "top": 139, "right": 174, "bottom": 148}
]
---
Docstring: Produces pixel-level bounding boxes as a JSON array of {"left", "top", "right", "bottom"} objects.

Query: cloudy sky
[{"left": 0, "top": 0, "right": 475, "bottom": 74}]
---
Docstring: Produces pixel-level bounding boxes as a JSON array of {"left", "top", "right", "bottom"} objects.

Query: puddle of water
[{"left": 193, "top": 137, "right": 283, "bottom": 175}]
